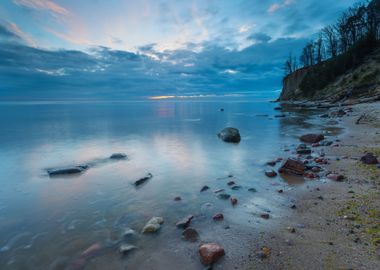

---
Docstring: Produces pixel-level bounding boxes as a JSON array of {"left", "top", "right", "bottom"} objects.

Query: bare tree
[
  {"left": 283, "top": 53, "right": 297, "bottom": 75},
  {"left": 322, "top": 25, "right": 338, "bottom": 58},
  {"left": 315, "top": 36, "right": 324, "bottom": 64}
]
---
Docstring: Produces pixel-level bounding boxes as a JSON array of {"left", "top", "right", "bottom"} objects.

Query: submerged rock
[
  {"left": 182, "top": 228, "right": 199, "bottom": 242},
  {"left": 119, "top": 244, "right": 137, "bottom": 255},
  {"left": 201, "top": 185, "right": 210, "bottom": 192},
  {"left": 134, "top": 173, "right": 153, "bottom": 186},
  {"left": 296, "top": 144, "right": 311, "bottom": 155},
  {"left": 217, "top": 127, "right": 241, "bottom": 143},
  {"left": 142, "top": 217, "right": 164, "bottom": 233},
  {"left": 248, "top": 188, "right": 257, "bottom": 192},
  {"left": 176, "top": 215, "right": 193, "bottom": 229},
  {"left": 217, "top": 193, "right": 231, "bottom": 200},
  {"left": 199, "top": 243, "right": 225, "bottom": 265},
  {"left": 326, "top": 173, "right": 344, "bottom": 181},
  {"left": 300, "top": 134, "right": 325, "bottom": 144},
  {"left": 265, "top": 170, "right": 278, "bottom": 178},
  {"left": 213, "top": 213, "right": 224, "bottom": 221},
  {"left": 230, "top": 198, "right": 238, "bottom": 205},
  {"left": 47, "top": 165, "right": 88, "bottom": 176},
  {"left": 279, "top": 159, "right": 305, "bottom": 176},
  {"left": 81, "top": 243, "right": 102, "bottom": 259},
  {"left": 360, "top": 153, "right": 379, "bottom": 165},
  {"left": 110, "top": 153, "right": 127, "bottom": 160}
]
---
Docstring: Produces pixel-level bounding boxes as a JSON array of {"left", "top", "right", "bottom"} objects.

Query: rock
[
  {"left": 257, "top": 247, "right": 271, "bottom": 259},
  {"left": 217, "top": 127, "right": 241, "bottom": 143},
  {"left": 287, "top": 227, "right": 296, "bottom": 233},
  {"left": 320, "top": 114, "right": 329, "bottom": 118},
  {"left": 274, "top": 107, "right": 282, "bottom": 111},
  {"left": 214, "top": 189, "right": 225, "bottom": 193},
  {"left": 230, "top": 198, "right": 238, "bottom": 205},
  {"left": 260, "top": 213, "right": 270, "bottom": 219},
  {"left": 81, "top": 243, "right": 102, "bottom": 259},
  {"left": 119, "top": 244, "right": 137, "bottom": 255},
  {"left": 266, "top": 160, "right": 277, "bottom": 166},
  {"left": 217, "top": 193, "right": 230, "bottom": 200},
  {"left": 300, "top": 134, "right": 325, "bottom": 144},
  {"left": 360, "top": 153, "right": 379, "bottom": 164},
  {"left": 296, "top": 144, "right": 311, "bottom": 155},
  {"left": 290, "top": 204, "right": 297, "bottom": 209},
  {"left": 227, "top": 181, "right": 235, "bottom": 186},
  {"left": 274, "top": 114, "right": 286, "bottom": 118},
  {"left": 304, "top": 172, "right": 317, "bottom": 179},
  {"left": 176, "top": 215, "right": 194, "bottom": 229},
  {"left": 213, "top": 213, "right": 224, "bottom": 221},
  {"left": 320, "top": 140, "right": 333, "bottom": 146},
  {"left": 142, "top": 217, "right": 164, "bottom": 233},
  {"left": 47, "top": 165, "right": 88, "bottom": 176},
  {"left": 326, "top": 173, "right": 344, "bottom": 181},
  {"left": 201, "top": 185, "right": 210, "bottom": 192},
  {"left": 122, "top": 228, "right": 136, "bottom": 239},
  {"left": 248, "top": 188, "right": 257, "bottom": 192},
  {"left": 231, "top": 185, "right": 242, "bottom": 190},
  {"left": 278, "top": 159, "right": 305, "bottom": 176},
  {"left": 220, "top": 108, "right": 224, "bottom": 112},
  {"left": 182, "top": 228, "right": 199, "bottom": 242},
  {"left": 265, "top": 170, "right": 277, "bottom": 178},
  {"left": 199, "top": 243, "right": 225, "bottom": 265},
  {"left": 110, "top": 153, "right": 127, "bottom": 160},
  {"left": 174, "top": 196, "right": 182, "bottom": 201},
  {"left": 134, "top": 173, "right": 153, "bottom": 186}
]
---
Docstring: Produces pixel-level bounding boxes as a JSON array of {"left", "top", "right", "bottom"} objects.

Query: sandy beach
[{"left": 242, "top": 102, "right": 380, "bottom": 270}]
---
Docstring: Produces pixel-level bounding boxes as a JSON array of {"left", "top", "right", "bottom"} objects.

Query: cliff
[{"left": 279, "top": 46, "right": 380, "bottom": 102}]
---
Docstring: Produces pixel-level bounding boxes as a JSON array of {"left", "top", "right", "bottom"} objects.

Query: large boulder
[
  {"left": 279, "top": 159, "right": 305, "bottom": 176},
  {"left": 199, "top": 243, "right": 225, "bottom": 265},
  {"left": 47, "top": 165, "right": 89, "bottom": 176},
  {"left": 300, "top": 134, "right": 325, "bottom": 144},
  {"left": 217, "top": 128, "right": 241, "bottom": 143},
  {"left": 361, "top": 153, "right": 379, "bottom": 165}
]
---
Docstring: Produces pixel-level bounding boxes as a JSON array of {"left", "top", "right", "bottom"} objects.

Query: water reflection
[{"left": 0, "top": 100, "right": 332, "bottom": 269}]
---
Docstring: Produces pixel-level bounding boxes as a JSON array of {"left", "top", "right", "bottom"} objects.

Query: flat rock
[
  {"left": 182, "top": 228, "right": 199, "bottom": 242},
  {"left": 300, "top": 134, "right": 325, "bottom": 144},
  {"left": 199, "top": 243, "right": 225, "bottom": 265},
  {"left": 47, "top": 165, "right": 88, "bottom": 176},
  {"left": 110, "top": 153, "right": 127, "bottom": 160},
  {"left": 200, "top": 185, "right": 210, "bottom": 192},
  {"left": 142, "top": 217, "right": 164, "bottom": 233},
  {"left": 217, "top": 127, "right": 241, "bottom": 143},
  {"left": 119, "top": 244, "right": 137, "bottom": 255},
  {"left": 279, "top": 159, "right": 305, "bottom": 176},
  {"left": 296, "top": 144, "right": 311, "bottom": 155}
]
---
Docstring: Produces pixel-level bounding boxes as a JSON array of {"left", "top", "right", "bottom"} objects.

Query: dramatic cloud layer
[{"left": 0, "top": 0, "right": 357, "bottom": 100}]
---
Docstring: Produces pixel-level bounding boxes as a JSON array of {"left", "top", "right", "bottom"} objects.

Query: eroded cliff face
[{"left": 279, "top": 67, "right": 309, "bottom": 101}]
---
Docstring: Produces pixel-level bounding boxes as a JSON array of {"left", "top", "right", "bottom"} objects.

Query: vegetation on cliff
[{"left": 281, "top": 0, "right": 380, "bottom": 100}]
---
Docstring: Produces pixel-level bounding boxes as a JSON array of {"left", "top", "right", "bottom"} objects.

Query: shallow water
[{"left": 0, "top": 100, "right": 332, "bottom": 269}]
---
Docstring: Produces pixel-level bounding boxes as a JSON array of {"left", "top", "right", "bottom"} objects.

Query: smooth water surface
[{"left": 0, "top": 100, "right": 330, "bottom": 269}]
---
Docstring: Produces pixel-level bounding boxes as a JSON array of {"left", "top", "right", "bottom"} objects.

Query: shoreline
[{"left": 245, "top": 101, "right": 380, "bottom": 269}]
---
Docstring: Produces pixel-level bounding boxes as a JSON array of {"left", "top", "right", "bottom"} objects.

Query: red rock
[
  {"left": 300, "top": 134, "right": 325, "bottom": 144},
  {"left": 312, "top": 143, "right": 320, "bottom": 147},
  {"left": 278, "top": 159, "right": 305, "bottom": 176},
  {"left": 326, "top": 173, "right": 344, "bottom": 181},
  {"left": 199, "top": 243, "right": 225, "bottom": 265},
  {"left": 230, "top": 198, "right": 238, "bottom": 205},
  {"left": 311, "top": 167, "right": 321, "bottom": 173},
  {"left": 213, "top": 213, "right": 224, "bottom": 221},
  {"left": 304, "top": 173, "right": 317, "bottom": 179},
  {"left": 265, "top": 170, "right": 277, "bottom": 177}
]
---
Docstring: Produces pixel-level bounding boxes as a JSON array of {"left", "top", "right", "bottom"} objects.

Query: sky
[{"left": 0, "top": 0, "right": 357, "bottom": 100}]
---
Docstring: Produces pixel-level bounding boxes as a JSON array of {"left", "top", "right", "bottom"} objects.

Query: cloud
[
  {"left": 267, "top": 0, "right": 296, "bottom": 13},
  {"left": 247, "top": 32, "right": 272, "bottom": 43},
  {"left": 12, "top": 0, "right": 69, "bottom": 15},
  {"left": 0, "top": 22, "right": 36, "bottom": 46}
]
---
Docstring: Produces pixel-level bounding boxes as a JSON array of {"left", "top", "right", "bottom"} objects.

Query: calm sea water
[{"left": 0, "top": 99, "right": 331, "bottom": 269}]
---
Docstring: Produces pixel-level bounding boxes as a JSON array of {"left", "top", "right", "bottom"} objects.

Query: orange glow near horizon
[{"left": 148, "top": 95, "right": 176, "bottom": 100}]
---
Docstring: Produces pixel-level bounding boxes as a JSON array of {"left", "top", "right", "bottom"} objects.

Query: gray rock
[
  {"left": 110, "top": 153, "right": 127, "bottom": 160},
  {"left": 142, "top": 217, "right": 164, "bottom": 233},
  {"left": 47, "top": 165, "right": 88, "bottom": 176},
  {"left": 217, "top": 193, "right": 231, "bottom": 200},
  {"left": 217, "top": 127, "right": 241, "bottom": 143},
  {"left": 200, "top": 185, "right": 210, "bottom": 192},
  {"left": 176, "top": 215, "right": 193, "bottom": 229},
  {"left": 134, "top": 173, "right": 153, "bottom": 186},
  {"left": 119, "top": 244, "right": 137, "bottom": 255},
  {"left": 182, "top": 228, "right": 199, "bottom": 242}
]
